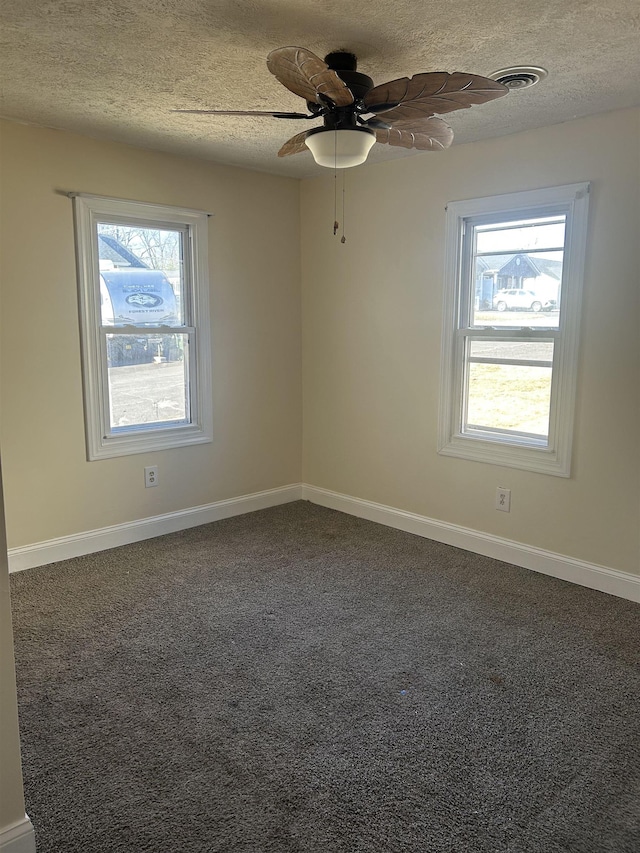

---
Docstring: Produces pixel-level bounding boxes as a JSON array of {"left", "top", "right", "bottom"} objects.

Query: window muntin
[
  {"left": 74, "top": 195, "right": 212, "bottom": 459},
  {"left": 439, "top": 184, "right": 590, "bottom": 476}
]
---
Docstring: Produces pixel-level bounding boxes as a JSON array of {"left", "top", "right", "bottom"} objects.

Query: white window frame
[
  {"left": 73, "top": 194, "right": 213, "bottom": 460},
  {"left": 438, "top": 183, "right": 590, "bottom": 477}
]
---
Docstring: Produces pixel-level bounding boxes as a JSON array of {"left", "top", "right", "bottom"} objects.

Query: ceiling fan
[{"left": 175, "top": 47, "right": 509, "bottom": 169}]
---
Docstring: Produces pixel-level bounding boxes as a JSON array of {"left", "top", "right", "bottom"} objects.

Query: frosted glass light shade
[{"left": 305, "top": 128, "right": 376, "bottom": 168}]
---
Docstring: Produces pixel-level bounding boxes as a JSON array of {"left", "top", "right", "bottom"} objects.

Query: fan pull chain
[
  {"left": 341, "top": 170, "right": 346, "bottom": 243},
  {"left": 333, "top": 132, "right": 339, "bottom": 236},
  {"left": 331, "top": 133, "right": 346, "bottom": 243}
]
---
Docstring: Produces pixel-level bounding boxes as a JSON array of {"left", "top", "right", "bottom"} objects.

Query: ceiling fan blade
[
  {"left": 172, "top": 109, "right": 311, "bottom": 119},
  {"left": 374, "top": 117, "right": 454, "bottom": 151},
  {"left": 267, "top": 47, "right": 354, "bottom": 107},
  {"left": 381, "top": 114, "right": 455, "bottom": 138},
  {"left": 364, "top": 72, "right": 507, "bottom": 122},
  {"left": 277, "top": 131, "right": 310, "bottom": 158}
]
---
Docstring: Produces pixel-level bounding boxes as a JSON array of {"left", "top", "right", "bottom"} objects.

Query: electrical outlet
[
  {"left": 144, "top": 465, "right": 158, "bottom": 488},
  {"left": 496, "top": 487, "right": 511, "bottom": 512}
]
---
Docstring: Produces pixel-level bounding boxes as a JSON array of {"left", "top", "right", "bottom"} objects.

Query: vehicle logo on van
[{"left": 126, "top": 293, "right": 163, "bottom": 307}]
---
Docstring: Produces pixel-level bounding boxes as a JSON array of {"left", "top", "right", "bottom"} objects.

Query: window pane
[
  {"left": 97, "top": 223, "right": 185, "bottom": 326},
  {"left": 469, "top": 340, "right": 554, "bottom": 364},
  {"left": 465, "top": 362, "right": 552, "bottom": 440},
  {"left": 107, "top": 334, "right": 190, "bottom": 430},
  {"left": 471, "top": 217, "right": 564, "bottom": 330}
]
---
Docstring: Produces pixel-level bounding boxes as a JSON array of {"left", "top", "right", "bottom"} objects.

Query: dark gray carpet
[{"left": 9, "top": 501, "right": 640, "bottom": 853}]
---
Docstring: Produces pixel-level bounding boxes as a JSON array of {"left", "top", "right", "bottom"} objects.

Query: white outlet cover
[
  {"left": 144, "top": 466, "right": 158, "bottom": 487},
  {"left": 496, "top": 487, "right": 511, "bottom": 512}
]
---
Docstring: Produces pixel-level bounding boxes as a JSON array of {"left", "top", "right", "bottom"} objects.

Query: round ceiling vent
[{"left": 489, "top": 66, "right": 548, "bottom": 90}]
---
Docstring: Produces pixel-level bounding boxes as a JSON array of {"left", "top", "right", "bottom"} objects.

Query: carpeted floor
[{"left": 9, "top": 501, "right": 640, "bottom": 853}]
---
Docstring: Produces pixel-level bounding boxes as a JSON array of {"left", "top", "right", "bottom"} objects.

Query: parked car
[{"left": 492, "top": 289, "right": 556, "bottom": 312}]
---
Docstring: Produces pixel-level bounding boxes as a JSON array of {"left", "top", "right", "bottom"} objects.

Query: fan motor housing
[
  {"left": 334, "top": 69, "right": 374, "bottom": 99},
  {"left": 325, "top": 50, "right": 374, "bottom": 100}
]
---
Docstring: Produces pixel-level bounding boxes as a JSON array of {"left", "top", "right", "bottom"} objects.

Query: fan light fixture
[{"left": 304, "top": 127, "right": 376, "bottom": 168}]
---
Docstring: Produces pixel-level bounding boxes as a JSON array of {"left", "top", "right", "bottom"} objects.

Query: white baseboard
[
  {"left": 302, "top": 484, "right": 640, "bottom": 604},
  {"left": 8, "top": 481, "right": 639, "bottom": 604},
  {"left": 8, "top": 484, "right": 303, "bottom": 573},
  {"left": 0, "top": 816, "right": 35, "bottom": 853}
]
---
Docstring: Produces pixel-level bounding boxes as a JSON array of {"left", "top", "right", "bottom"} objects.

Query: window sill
[
  {"left": 87, "top": 425, "right": 213, "bottom": 461},
  {"left": 438, "top": 434, "right": 570, "bottom": 477}
]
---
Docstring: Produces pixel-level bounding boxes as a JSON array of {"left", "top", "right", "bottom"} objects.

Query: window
[
  {"left": 439, "top": 183, "right": 590, "bottom": 476},
  {"left": 73, "top": 194, "right": 212, "bottom": 459}
]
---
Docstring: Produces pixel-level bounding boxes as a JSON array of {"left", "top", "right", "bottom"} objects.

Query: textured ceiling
[{"left": 1, "top": 0, "right": 639, "bottom": 178}]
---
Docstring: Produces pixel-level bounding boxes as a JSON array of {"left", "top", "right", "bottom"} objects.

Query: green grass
[{"left": 466, "top": 364, "right": 551, "bottom": 435}]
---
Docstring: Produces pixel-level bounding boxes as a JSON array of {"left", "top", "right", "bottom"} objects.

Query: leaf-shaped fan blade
[
  {"left": 172, "top": 110, "right": 311, "bottom": 118},
  {"left": 364, "top": 72, "right": 507, "bottom": 122},
  {"left": 278, "top": 131, "right": 310, "bottom": 158},
  {"left": 374, "top": 117, "right": 454, "bottom": 151},
  {"left": 267, "top": 47, "right": 354, "bottom": 107}
]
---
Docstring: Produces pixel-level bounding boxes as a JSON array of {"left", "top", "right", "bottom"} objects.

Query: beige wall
[
  {"left": 0, "top": 120, "right": 302, "bottom": 548},
  {"left": 301, "top": 108, "right": 640, "bottom": 575},
  {"left": 1, "top": 111, "right": 638, "bottom": 571}
]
